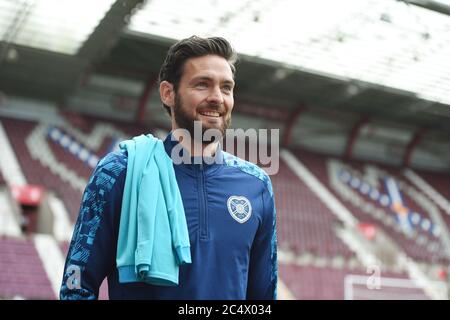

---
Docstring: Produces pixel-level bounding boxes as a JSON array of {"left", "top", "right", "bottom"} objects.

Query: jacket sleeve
[
  {"left": 60, "top": 151, "right": 127, "bottom": 300},
  {"left": 247, "top": 177, "right": 278, "bottom": 300}
]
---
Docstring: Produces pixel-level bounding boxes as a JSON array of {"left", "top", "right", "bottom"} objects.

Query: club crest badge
[{"left": 227, "top": 196, "right": 252, "bottom": 224}]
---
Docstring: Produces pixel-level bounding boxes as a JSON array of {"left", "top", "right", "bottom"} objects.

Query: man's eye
[
  {"left": 222, "top": 86, "right": 233, "bottom": 93},
  {"left": 196, "top": 82, "right": 207, "bottom": 88}
]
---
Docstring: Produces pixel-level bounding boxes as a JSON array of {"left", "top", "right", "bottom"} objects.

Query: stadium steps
[
  {"left": 0, "top": 117, "right": 83, "bottom": 221},
  {"left": 279, "top": 263, "right": 429, "bottom": 300},
  {"left": 273, "top": 152, "right": 355, "bottom": 258},
  {"left": 286, "top": 148, "right": 449, "bottom": 298},
  {"left": 295, "top": 147, "right": 449, "bottom": 264},
  {"left": 0, "top": 235, "right": 55, "bottom": 299},
  {"left": 328, "top": 158, "right": 448, "bottom": 263},
  {"left": 404, "top": 169, "right": 450, "bottom": 237}
]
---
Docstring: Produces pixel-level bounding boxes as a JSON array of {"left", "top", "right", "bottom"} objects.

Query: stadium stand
[
  {"left": 0, "top": 114, "right": 154, "bottom": 221},
  {"left": 0, "top": 116, "right": 83, "bottom": 222},
  {"left": 1, "top": 113, "right": 448, "bottom": 299},
  {"left": 272, "top": 158, "right": 354, "bottom": 258},
  {"left": 279, "top": 263, "right": 429, "bottom": 300},
  {"left": 0, "top": 114, "right": 162, "bottom": 300},
  {"left": 1, "top": 0, "right": 450, "bottom": 301},
  {"left": 291, "top": 148, "right": 450, "bottom": 265},
  {"left": 0, "top": 235, "right": 55, "bottom": 299},
  {"left": 1, "top": 111, "right": 448, "bottom": 299}
]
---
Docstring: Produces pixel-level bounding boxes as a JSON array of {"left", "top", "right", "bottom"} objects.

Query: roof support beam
[
  {"left": 399, "top": 0, "right": 450, "bottom": 16},
  {"left": 282, "top": 105, "right": 307, "bottom": 147},
  {"left": 78, "top": 0, "right": 146, "bottom": 63},
  {"left": 344, "top": 116, "right": 369, "bottom": 159},
  {"left": 136, "top": 75, "right": 158, "bottom": 124},
  {"left": 403, "top": 128, "right": 427, "bottom": 167}
]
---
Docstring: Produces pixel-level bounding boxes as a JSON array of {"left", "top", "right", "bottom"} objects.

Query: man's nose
[{"left": 206, "top": 86, "right": 224, "bottom": 106}]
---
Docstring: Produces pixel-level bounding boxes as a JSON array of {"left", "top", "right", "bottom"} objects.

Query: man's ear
[{"left": 160, "top": 81, "right": 175, "bottom": 108}]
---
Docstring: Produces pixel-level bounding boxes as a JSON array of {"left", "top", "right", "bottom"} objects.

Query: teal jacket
[{"left": 116, "top": 134, "right": 191, "bottom": 286}]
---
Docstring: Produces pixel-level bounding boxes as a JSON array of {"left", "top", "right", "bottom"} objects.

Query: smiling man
[
  {"left": 159, "top": 38, "right": 235, "bottom": 157},
  {"left": 162, "top": 54, "right": 234, "bottom": 136},
  {"left": 60, "top": 36, "right": 278, "bottom": 300}
]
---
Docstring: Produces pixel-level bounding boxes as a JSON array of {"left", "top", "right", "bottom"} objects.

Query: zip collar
[{"left": 163, "top": 132, "right": 224, "bottom": 175}]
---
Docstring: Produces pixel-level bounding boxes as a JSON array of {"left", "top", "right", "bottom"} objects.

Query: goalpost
[{"left": 344, "top": 274, "right": 448, "bottom": 300}]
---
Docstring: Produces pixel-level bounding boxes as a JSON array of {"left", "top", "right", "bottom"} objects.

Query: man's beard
[{"left": 173, "top": 93, "right": 231, "bottom": 143}]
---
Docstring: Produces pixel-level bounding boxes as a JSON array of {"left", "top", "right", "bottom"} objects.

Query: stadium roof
[
  {"left": 127, "top": 0, "right": 450, "bottom": 105},
  {"left": 0, "top": 0, "right": 115, "bottom": 55},
  {"left": 1, "top": 0, "right": 450, "bottom": 133}
]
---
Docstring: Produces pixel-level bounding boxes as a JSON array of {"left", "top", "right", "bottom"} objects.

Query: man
[{"left": 60, "top": 36, "right": 277, "bottom": 300}]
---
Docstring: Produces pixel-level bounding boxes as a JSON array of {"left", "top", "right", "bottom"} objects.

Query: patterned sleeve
[
  {"left": 60, "top": 151, "right": 127, "bottom": 300},
  {"left": 246, "top": 176, "right": 278, "bottom": 300}
]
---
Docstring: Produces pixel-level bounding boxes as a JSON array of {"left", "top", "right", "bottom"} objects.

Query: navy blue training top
[{"left": 60, "top": 134, "right": 277, "bottom": 300}]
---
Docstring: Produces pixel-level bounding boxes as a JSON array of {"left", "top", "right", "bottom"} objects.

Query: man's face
[{"left": 173, "top": 54, "right": 235, "bottom": 139}]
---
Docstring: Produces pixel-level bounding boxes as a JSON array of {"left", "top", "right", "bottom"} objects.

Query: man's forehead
[{"left": 183, "top": 55, "right": 234, "bottom": 80}]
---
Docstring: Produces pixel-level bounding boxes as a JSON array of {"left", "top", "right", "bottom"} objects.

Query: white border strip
[
  {"left": 0, "top": 120, "right": 27, "bottom": 186},
  {"left": 404, "top": 169, "right": 450, "bottom": 215},
  {"left": 0, "top": 190, "right": 21, "bottom": 236},
  {"left": 47, "top": 194, "right": 74, "bottom": 242},
  {"left": 33, "top": 234, "right": 65, "bottom": 299}
]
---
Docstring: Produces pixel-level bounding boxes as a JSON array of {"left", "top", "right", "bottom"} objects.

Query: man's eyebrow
[
  {"left": 191, "top": 76, "right": 212, "bottom": 82},
  {"left": 191, "top": 76, "right": 235, "bottom": 86},
  {"left": 223, "top": 79, "right": 235, "bottom": 86}
]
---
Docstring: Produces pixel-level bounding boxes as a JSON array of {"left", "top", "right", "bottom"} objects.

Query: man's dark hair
[{"left": 158, "top": 35, "right": 238, "bottom": 115}]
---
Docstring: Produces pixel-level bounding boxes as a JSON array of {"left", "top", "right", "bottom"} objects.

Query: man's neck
[{"left": 172, "top": 128, "right": 219, "bottom": 158}]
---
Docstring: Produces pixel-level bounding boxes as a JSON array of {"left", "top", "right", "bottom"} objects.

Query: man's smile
[{"left": 199, "top": 110, "right": 221, "bottom": 118}]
